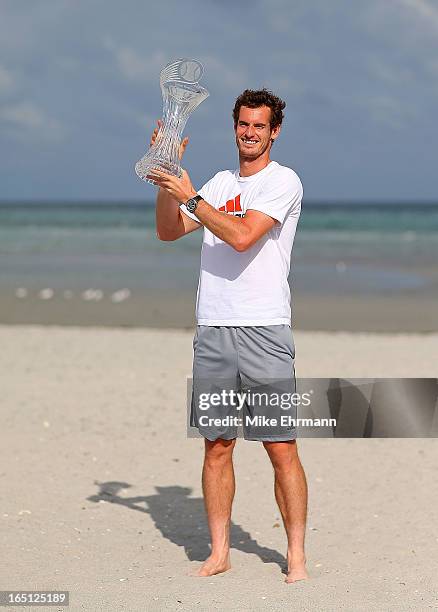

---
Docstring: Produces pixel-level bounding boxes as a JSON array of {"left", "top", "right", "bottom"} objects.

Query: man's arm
[
  {"left": 156, "top": 188, "right": 201, "bottom": 241},
  {"left": 149, "top": 168, "right": 277, "bottom": 252},
  {"left": 148, "top": 120, "right": 201, "bottom": 241},
  {"left": 193, "top": 200, "right": 276, "bottom": 252}
]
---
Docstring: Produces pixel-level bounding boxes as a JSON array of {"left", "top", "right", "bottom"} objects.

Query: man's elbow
[
  {"left": 232, "top": 236, "right": 252, "bottom": 252},
  {"left": 156, "top": 229, "right": 179, "bottom": 241}
]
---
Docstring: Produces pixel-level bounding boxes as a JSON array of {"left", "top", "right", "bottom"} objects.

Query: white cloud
[
  {"left": 399, "top": 0, "right": 438, "bottom": 31},
  {"left": 116, "top": 105, "right": 156, "bottom": 130},
  {"left": 0, "top": 101, "right": 64, "bottom": 140},
  {"left": 197, "top": 55, "right": 248, "bottom": 93},
  {"left": 0, "top": 101, "right": 45, "bottom": 129},
  {"left": 103, "top": 38, "right": 167, "bottom": 82},
  {"left": 366, "top": 57, "right": 414, "bottom": 86},
  {"left": 0, "top": 65, "right": 15, "bottom": 95},
  {"left": 360, "top": 94, "right": 417, "bottom": 130},
  {"left": 366, "top": 0, "right": 438, "bottom": 43}
]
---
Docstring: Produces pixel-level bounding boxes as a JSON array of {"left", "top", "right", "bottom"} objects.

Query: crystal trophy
[{"left": 135, "top": 58, "right": 209, "bottom": 184}]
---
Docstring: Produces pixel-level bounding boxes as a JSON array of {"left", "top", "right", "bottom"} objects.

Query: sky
[{"left": 0, "top": 0, "right": 437, "bottom": 202}]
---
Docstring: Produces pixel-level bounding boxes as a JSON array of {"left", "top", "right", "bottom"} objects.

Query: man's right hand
[{"left": 150, "top": 119, "right": 189, "bottom": 160}]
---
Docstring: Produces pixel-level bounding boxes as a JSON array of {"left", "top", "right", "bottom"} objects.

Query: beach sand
[
  {"left": 1, "top": 325, "right": 437, "bottom": 611},
  {"left": 2, "top": 290, "right": 438, "bottom": 332}
]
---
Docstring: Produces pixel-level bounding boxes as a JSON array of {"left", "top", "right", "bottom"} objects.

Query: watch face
[{"left": 186, "top": 198, "right": 196, "bottom": 212}]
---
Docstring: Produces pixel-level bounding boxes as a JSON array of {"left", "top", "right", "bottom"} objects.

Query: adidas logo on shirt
[{"left": 218, "top": 194, "right": 244, "bottom": 218}]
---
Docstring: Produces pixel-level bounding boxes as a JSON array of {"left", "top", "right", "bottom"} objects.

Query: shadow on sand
[{"left": 87, "top": 481, "right": 286, "bottom": 571}]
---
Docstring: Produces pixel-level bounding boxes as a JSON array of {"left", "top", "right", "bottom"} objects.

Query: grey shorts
[{"left": 190, "top": 325, "right": 297, "bottom": 442}]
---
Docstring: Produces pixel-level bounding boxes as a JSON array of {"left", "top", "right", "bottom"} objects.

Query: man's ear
[{"left": 271, "top": 124, "right": 281, "bottom": 142}]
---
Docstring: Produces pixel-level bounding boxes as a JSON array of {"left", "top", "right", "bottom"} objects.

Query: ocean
[{"left": 1, "top": 201, "right": 437, "bottom": 329}]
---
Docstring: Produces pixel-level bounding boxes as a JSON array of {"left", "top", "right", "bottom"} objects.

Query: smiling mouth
[{"left": 241, "top": 138, "right": 258, "bottom": 145}]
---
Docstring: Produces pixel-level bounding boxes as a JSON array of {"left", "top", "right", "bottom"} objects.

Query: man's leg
[
  {"left": 197, "top": 437, "right": 236, "bottom": 577},
  {"left": 263, "top": 440, "right": 309, "bottom": 583}
]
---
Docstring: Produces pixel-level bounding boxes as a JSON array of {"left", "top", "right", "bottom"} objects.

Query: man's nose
[{"left": 244, "top": 125, "right": 255, "bottom": 137}]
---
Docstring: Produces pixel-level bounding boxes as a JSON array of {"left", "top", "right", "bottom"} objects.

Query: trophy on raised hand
[{"left": 135, "top": 58, "right": 209, "bottom": 184}]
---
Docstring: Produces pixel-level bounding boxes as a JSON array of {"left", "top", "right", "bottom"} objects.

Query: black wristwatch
[{"left": 185, "top": 194, "right": 203, "bottom": 214}]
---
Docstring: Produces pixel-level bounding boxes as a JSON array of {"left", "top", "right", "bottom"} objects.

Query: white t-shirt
[{"left": 180, "top": 160, "right": 303, "bottom": 326}]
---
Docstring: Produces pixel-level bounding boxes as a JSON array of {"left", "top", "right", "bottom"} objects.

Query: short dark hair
[{"left": 233, "top": 88, "right": 286, "bottom": 130}]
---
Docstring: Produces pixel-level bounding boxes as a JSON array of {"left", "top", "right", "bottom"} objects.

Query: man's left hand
[{"left": 147, "top": 168, "right": 197, "bottom": 204}]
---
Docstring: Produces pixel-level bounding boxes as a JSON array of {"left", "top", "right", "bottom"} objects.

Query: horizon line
[{"left": 1, "top": 198, "right": 438, "bottom": 207}]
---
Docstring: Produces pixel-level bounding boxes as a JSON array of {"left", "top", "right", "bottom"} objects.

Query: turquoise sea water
[{"left": 1, "top": 202, "right": 437, "bottom": 296}]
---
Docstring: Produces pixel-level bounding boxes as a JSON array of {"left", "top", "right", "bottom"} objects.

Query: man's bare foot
[
  {"left": 285, "top": 552, "right": 309, "bottom": 583},
  {"left": 195, "top": 553, "right": 231, "bottom": 577},
  {"left": 285, "top": 566, "right": 309, "bottom": 583}
]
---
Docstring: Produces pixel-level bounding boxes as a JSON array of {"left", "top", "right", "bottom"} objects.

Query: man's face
[{"left": 235, "top": 105, "right": 280, "bottom": 160}]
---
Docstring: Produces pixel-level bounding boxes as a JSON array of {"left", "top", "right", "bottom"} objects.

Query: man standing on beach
[{"left": 149, "top": 89, "right": 308, "bottom": 583}]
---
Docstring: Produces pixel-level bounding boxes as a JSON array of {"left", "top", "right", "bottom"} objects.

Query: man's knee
[
  {"left": 263, "top": 440, "right": 299, "bottom": 471},
  {"left": 204, "top": 438, "right": 236, "bottom": 465}
]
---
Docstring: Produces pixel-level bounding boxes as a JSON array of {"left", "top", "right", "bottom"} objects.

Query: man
[{"left": 149, "top": 89, "right": 308, "bottom": 583}]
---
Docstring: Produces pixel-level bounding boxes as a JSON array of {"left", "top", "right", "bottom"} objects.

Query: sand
[
  {"left": 1, "top": 325, "right": 438, "bottom": 611},
  {"left": 2, "top": 289, "right": 438, "bottom": 332}
]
